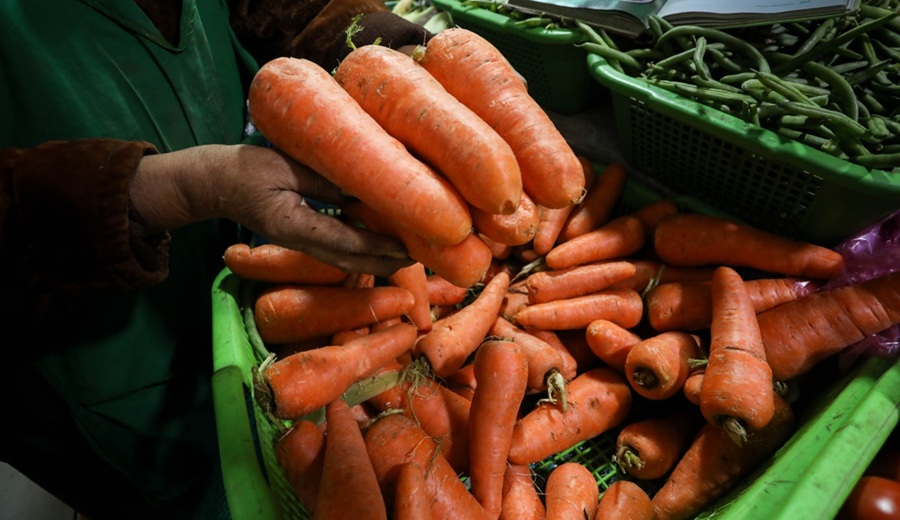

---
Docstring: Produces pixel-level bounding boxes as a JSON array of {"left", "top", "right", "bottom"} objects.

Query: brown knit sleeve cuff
[{"left": 7, "top": 139, "right": 170, "bottom": 293}]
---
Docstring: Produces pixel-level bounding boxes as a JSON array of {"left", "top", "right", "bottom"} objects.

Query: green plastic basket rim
[
  {"left": 432, "top": 0, "right": 585, "bottom": 44},
  {"left": 586, "top": 52, "right": 900, "bottom": 197}
]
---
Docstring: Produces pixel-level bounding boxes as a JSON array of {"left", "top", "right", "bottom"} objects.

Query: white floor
[{"left": 0, "top": 462, "right": 77, "bottom": 520}]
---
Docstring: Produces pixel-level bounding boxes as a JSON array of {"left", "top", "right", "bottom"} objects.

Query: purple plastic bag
[{"left": 820, "top": 209, "right": 900, "bottom": 370}]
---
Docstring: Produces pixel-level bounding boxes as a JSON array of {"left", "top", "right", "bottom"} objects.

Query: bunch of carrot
[{"left": 231, "top": 25, "right": 900, "bottom": 520}]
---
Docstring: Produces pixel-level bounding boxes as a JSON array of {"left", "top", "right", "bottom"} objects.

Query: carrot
[
  {"left": 263, "top": 322, "right": 417, "bottom": 419},
  {"left": 490, "top": 317, "right": 572, "bottom": 394},
  {"left": 393, "top": 461, "right": 433, "bottom": 520},
  {"left": 471, "top": 191, "right": 540, "bottom": 247},
  {"left": 653, "top": 213, "right": 845, "bottom": 279},
  {"left": 531, "top": 156, "right": 598, "bottom": 255},
  {"left": 545, "top": 215, "right": 646, "bottom": 270},
  {"left": 334, "top": 44, "right": 522, "bottom": 216},
  {"left": 682, "top": 366, "right": 705, "bottom": 406},
  {"left": 614, "top": 410, "right": 704, "bottom": 481},
  {"left": 365, "top": 413, "right": 491, "bottom": 519},
  {"left": 480, "top": 233, "right": 515, "bottom": 260},
  {"left": 701, "top": 266, "right": 776, "bottom": 445},
  {"left": 331, "top": 326, "right": 370, "bottom": 345},
  {"left": 275, "top": 420, "right": 326, "bottom": 514},
  {"left": 248, "top": 56, "right": 471, "bottom": 246},
  {"left": 624, "top": 332, "right": 703, "bottom": 400},
  {"left": 595, "top": 480, "right": 654, "bottom": 520},
  {"left": 629, "top": 199, "right": 680, "bottom": 235},
  {"left": 427, "top": 273, "right": 471, "bottom": 307},
  {"left": 468, "top": 339, "right": 529, "bottom": 519},
  {"left": 526, "top": 261, "right": 637, "bottom": 305},
  {"left": 444, "top": 362, "right": 477, "bottom": 401},
  {"left": 500, "top": 464, "right": 545, "bottom": 520},
  {"left": 651, "top": 394, "right": 795, "bottom": 520},
  {"left": 388, "top": 261, "right": 433, "bottom": 332},
  {"left": 314, "top": 398, "right": 387, "bottom": 519},
  {"left": 416, "top": 271, "right": 510, "bottom": 378},
  {"left": 254, "top": 284, "right": 415, "bottom": 344},
  {"left": 645, "top": 277, "right": 815, "bottom": 332},
  {"left": 758, "top": 270, "right": 900, "bottom": 381},
  {"left": 560, "top": 162, "right": 628, "bottom": 242},
  {"left": 529, "top": 329, "right": 580, "bottom": 384},
  {"left": 223, "top": 243, "right": 349, "bottom": 285},
  {"left": 499, "top": 280, "right": 531, "bottom": 322},
  {"left": 608, "top": 259, "right": 716, "bottom": 293},
  {"left": 508, "top": 367, "right": 632, "bottom": 465},
  {"left": 514, "top": 288, "right": 644, "bottom": 331},
  {"left": 343, "top": 271, "right": 375, "bottom": 289},
  {"left": 585, "top": 318, "right": 643, "bottom": 374},
  {"left": 414, "top": 28, "right": 585, "bottom": 210},
  {"left": 543, "top": 462, "right": 600, "bottom": 520}
]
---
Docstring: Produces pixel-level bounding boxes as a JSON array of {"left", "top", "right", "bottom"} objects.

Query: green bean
[
  {"left": 575, "top": 20, "right": 612, "bottom": 48},
  {"left": 755, "top": 71, "right": 817, "bottom": 106},
  {"left": 829, "top": 61, "right": 870, "bottom": 75},
  {"left": 860, "top": 91, "right": 887, "bottom": 115},
  {"left": 853, "top": 152, "right": 900, "bottom": 169},
  {"left": 780, "top": 78, "right": 831, "bottom": 97},
  {"left": 707, "top": 47, "right": 743, "bottom": 74},
  {"left": 860, "top": 4, "right": 900, "bottom": 32},
  {"left": 577, "top": 42, "right": 643, "bottom": 74},
  {"left": 719, "top": 71, "right": 757, "bottom": 84},
  {"left": 793, "top": 57, "right": 859, "bottom": 122},
  {"left": 867, "top": 117, "right": 892, "bottom": 141},
  {"left": 874, "top": 114, "right": 900, "bottom": 135},
  {"left": 647, "top": 79, "right": 756, "bottom": 105},
  {"left": 845, "top": 59, "right": 893, "bottom": 86},
  {"left": 656, "top": 25, "right": 771, "bottom": 73},
  {"left": 692, "top": 36, "right": 711, "bottom": 81},
  {"left": 778, "top": 101, "right": 869, "bottom": 137},
  {"left": 514, "top": 17, "right": 555, "bottom": 28},
  {"left": 775, "top": 127, "right": 832, "bottom": 149},
  {"left": 794, "top": 16, "right": 835, "bottom": 55},
  {"left": 873, "top": 39, "right": 900, "bottom": 62},
  {"left": 690, "top": 75, "right": 744, "bottom": 93},
  {"left": 626, "top": 48, "right": 665, "bottom": 61}
]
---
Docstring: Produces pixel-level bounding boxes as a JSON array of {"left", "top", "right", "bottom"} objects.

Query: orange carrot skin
[
  {"left": 560, "top": 162, "right": 628, "bottom": 242},
  {"left": 508, "top": 367, "right": 632, "bottom": 465},
  {"left": 490, "top": 317, "right": 570, "bottom": 390},
  {"left": 500, "top": 281, "right": 531, "bottom": 322},
  {"left": 471, "top": 191, "right": 540, "bottom": 247},
  {"left": 416, "top": 28, "right": 585, "bottom": 210},
  {"left": 365, "top": 413, "right": 491, "bottom": 520},
  {"left": 624, "top": 332, "right": 703, "bottom": 401},
  {"left": 417, "top": 271, "right": 511, "bottom": 378},
  {"left": 530, "top": 329, "right": 580, "bottom": 383},
  {"left": 335, "top": 45, "right": 523, "bottom": 216},
  {"left": 248, "top": 57, "right": 472, "bottom": 246},
  {"left": 468, "top": 339, "right": 529, "bottom": 519},
  {"left": 546, "top": 215, "right": 647, "bottom": 270},
  {"left": 759, "top": 270, "right": 900, "bottom": 381},
  {"left": 585, "top": 318, "right": 642, "bottom": 374},
  {"left": 651, "top": 394, "right": 795, "bottom": 520},
  {"left": 314, "top": 398, "right": 387, "bottom": 520},
  {"left": 445, "top": 362, "right": 477, "bottom": 401},
  {"left": 526, "top": 261, "right": 637, "bottom": 305},
  {"left": 276, "top": 420, "right": 325, "bottom": 515},
  {"left": 223, "top": 243, "right": 349, "bottom": 285},
  {"left": 393, "top": 461, "right": 433, "bottom": 520},
  {"left": 544, "top": 462, "right": 600, "bottom": 520},
  {"left": 389, "top": 262, "right": 433, "bottom": 332},
  {"left": 653, "top": 213, "right": 845, "bottom": 279},
  {"left": 701, "top": 266, "right": 775, "bottom": 433},
  {"left": 614, "top": 410, "right": 704, "bottom": 480},
  {"left": 682, "top": 366, "right": 705, "bottom": 406},
  {"left": 500, "top": 464, "right": 546, "bottom": 520},
  {"left": 514, "top": 288, "right": 644, "bottom": 331},
  {"left": 629, "top": 199, "right": 680, "bottom": 235},
  {"left": 427, "top": 274, "right": 470, "bottom": 307},
  {"left": 534, "top": 205, "right": 576, "bottom": 256},
  {"left": 264, "top": 323, "right": 417, "bottom": 419},
  {"left": 609, "top": 259, "right": 716, "bottom": 293},
  {"left": 595, "top": 480, "right": 654, "bottom": 520},
  {"left": 254, "top": 284, "right": 415, "bottom": 344}
]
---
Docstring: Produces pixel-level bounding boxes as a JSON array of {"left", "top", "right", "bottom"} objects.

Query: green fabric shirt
[{"left": 0, "top": 0, "right": 258, "bottom": 509}]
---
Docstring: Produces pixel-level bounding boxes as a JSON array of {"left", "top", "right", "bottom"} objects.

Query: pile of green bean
[{"left": 575, "top": 1, "right": 900, "bottom": 172}]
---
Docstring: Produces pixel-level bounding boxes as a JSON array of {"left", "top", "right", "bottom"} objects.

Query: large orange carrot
[
  {"left": 595, "top": 480, "right": 654, "bottom": 520},
  {"left": 651, "top": 394, "right": 795, "bottom": 520},
  {"left": 682, "top": 366, "right": 705, "bottom": 406},
  {"left": 314, "top": 398, "right": 387, "bottom": 519},
  {"left": 427, "top": 273, "right": 471, "bottom": 307},
  {"left": 223, "top": 243, "right": 349, "bottom": 285},
  {"left": 468, "top": 339, "right": 529, "bottom": 519},
  {"left": 500, "top": 280, "right": 531, "bottom": 322},
  {"left": 334, "top": 45, "right": 522, "bottom": 216},
  {"left": 264, "top": 322, "right": 417, "bottom": 419},
  {"left": 608, "top": 259, "right": 716, "bottom": 293},
  {"left": 471, "top": 191, "right": 540, "bottom": 247},
  {"left": 629, "top": 199, "right": 680, "bottom": 235},
  {"left": 275, "top": 420, "right": 326, "bottom": 515},
  {"left": 614, "top": 410, "right": 704, "bottom": 480},
  {"left": 758, "top": 270, "right": 900, "bottom": 381},
  {"left": 445, "top": 362, "right": 477, "bottom": 401},
  {"left": 645, "top": 277, "right": 815, "bottom": 332},
  {"left": 248, "top": 56, "right": 472, "bottom": 246},
  {"left": 508, "top": 367, "right": 632, "bottom": 465},
  {"left": 415, "top": 28, "right": 585, "bottom": 210},
  {"left": 416, "top": 271, "right": 510, "bottom": 378},
  {"left": 701, "top": 267, "right": 775, "bottom": 445},
  {"left": 514, "top": 288, "right": 644, "bottom": 330},
  {"left": 388, "top": 261, "right": 433, "bottom": 332},
  {"left": 365, "top": 413, "right": 491, "bottom": 520},
  {"left": 500, "top": 464, "right": 545, "bottom": 520},
  {"left": 653, "top": 213, "right": 845, "bottom": 279},
  {"left": 585, "top": 318, "right": 643, "bottom": 374},
  {"left": 254, "top": 284, "right": 415, "bottom": 344},
  {"left": 544, "top": 462, "right": 600, "bottom": 520},
  {"left": 393, "top": 461, "right": 433, "bottom": 520},
  {"left": 556, "top": 329, "right": 604, "bottom": 373},
  {"left": 624, "top": 332, "right": 703, "bottom": 400},
  {"left": 532, "top": 156, "right": 597, "bottom": 255},
  {"left": 530, "top": 328, "right": 581, "bottom": 383},
  {"left": 490, "top": 316, "right": 572, "bottom": 391},
  {"left": 560, "top": 162, "right": 628, "bottom": 242},
  {"left": 342, "top": 201, "right": 492, "bottom": 289},
  {"left": 526, "top": 261, "right": 637, "bottom": 305},
  {"left": 546, "top": 215, "right": 646, "bottom": 270}
]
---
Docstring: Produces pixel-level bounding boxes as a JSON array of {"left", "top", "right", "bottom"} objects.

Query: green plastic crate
[
  {"left": 587, "top": 52, "right": 900, "bottom": 248},
  {"left": 431, "top": 0, "right": 592, "bottom": 114}
]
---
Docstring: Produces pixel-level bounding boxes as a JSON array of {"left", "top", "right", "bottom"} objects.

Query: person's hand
[{"left": 131, "top": 144, "right": 413, "bottom": 276}]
